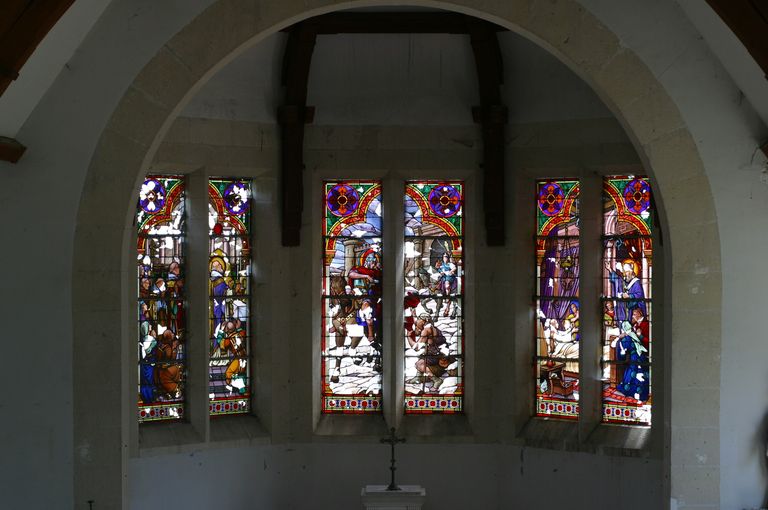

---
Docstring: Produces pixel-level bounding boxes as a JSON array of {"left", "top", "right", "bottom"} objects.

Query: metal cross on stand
[{"left": 380, "top": 427, "right": 406, "bottom": 491}]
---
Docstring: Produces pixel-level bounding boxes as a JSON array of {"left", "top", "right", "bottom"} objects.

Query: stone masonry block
[
  {"left": 109, "top": 85, "right": 173, "bottom": 148},
  {"left": 671, "top": 388, "right": 719, "bottom": 428},
  {"left": 593, "top": 49, "right": 657, "bottom": 113},
  {"left": 671, "top": 269, "right": 722, "bottom": 312},
  {"left": 619, "top": 84, "right": 686, "bottom": 146},
  {"left": 166, "top": 0, "right": 261, "bottom": 78},
  {"left": 189, "top": 117, "right": 232, "bottom": 146},
  {"left": 133, "top": 46, "right": 195, "bottom": 111},
  {"left": 669, "top": 464, "right": 720, "bottom": 506},
  {"left": 645, "top": 128, "right": 707, "bottom": 189}
]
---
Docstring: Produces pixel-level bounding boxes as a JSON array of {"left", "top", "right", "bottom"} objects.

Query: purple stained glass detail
[
  {"left": 222, "top": 181, "right": 251, "bottom": 215},
  {"left": 139, "top": 178, "right": 167, "bottom": 213},
  {"left": 428, "top": 184, "right": 462, "bottom": 218},
  {"left": 623, "top": 178, "right": 651, "bottom": 215},
  {"left": 326, "top": 184, "right": 360, "bottom": 217},
  {"left": 538, "top": 181, "right": 565, "bottom": 217}
]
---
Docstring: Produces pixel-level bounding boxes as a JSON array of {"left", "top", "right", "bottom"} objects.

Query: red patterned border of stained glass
[
  {"left": 603, "top": 402, "right": 651, "bottom": 425},
  {"left": 324, "top": 396, "right": 382, "bottom": 413},
  {"left": 405, "top": 396, "right": 462, "bottom": 413},
  {"left": 138, "top": 402, "right": 184, "bottom": 422},
  {"left": 210, "top": 398, "right": 250, "bottom": 417},
  {"left": 537, "top": 396, "right": 579, "bottom": 419}
]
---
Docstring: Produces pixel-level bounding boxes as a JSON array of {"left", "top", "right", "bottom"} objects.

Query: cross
[{"left": 380, "top": 427, "right": 406, "bottom": 491}]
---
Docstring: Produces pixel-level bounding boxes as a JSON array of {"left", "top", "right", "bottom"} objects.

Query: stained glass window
[
  {"left": 404, "top": 181, "right": 464, "bottom": 413},
  {"left": 535, "top": 179, "right": 580, "bottom": 420},
  {"left": 208, "top": 179, "right": 253, "bottom": 416},
  {"left": 322, "top": 181, "right": 383, "bottom": 413},
  {"left": 602, "top": 176, "right": 652, "bottom": 425},
  {"left": 136, "top": 175, "right": 186, "bottom": 422}
]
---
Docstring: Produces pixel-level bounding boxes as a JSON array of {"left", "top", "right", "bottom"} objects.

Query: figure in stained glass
[
  {"left": 535, "top": 179, "right": 580, "bottom": 420},
  {"left": 136, "top": 175, "right": 186, "bottom": 422},
  {"left": 208, "top": 178, "right": 252, "bottom": 416},
  {"left": 323, "top": 181, "right": 383, "bottom": 413},
  {"left": 404, "top": 181, "right": 464, "bottom": 413},
  {"left": 601, "top": 175, "right": 653, "bottom": 425}
]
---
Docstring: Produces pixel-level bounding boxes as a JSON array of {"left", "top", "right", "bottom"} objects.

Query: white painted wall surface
[
  {"left": 0, "top": 2, "right": 215, "bottom": 508},
  {"left": 182, "top": 30, "right": 612, "bottom": 125}
]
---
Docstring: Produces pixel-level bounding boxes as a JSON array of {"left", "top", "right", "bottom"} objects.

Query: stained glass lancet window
[
  {"left": 404, "top": 181, "right": 464, "bottom": 413},
  {"left": 601, "top": 175, "right": 652, "bottom": 425},
  {"left": 535, "top": 179, "right": 580, "bottom": 419},
  {"left": 322, "top": 181, "right": 383, "bottom": 413},
  {"left": 136, "top": 175, "right": 186, "bottom": 423},
  {"left": 208, "top": 179, "right": 252, "bottom": 416}
]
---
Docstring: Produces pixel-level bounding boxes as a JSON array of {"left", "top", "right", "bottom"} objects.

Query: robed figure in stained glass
[
  {"left": 403, "top": 181, "right": 464, "bottom": 413},
  {"left": 601, "top": 176, "right": 653, "bottom": 425},
  {"left": 535, "top": 179, "right": 581, "bottom": 420},
  {"left": 136, "top": 176, "right": 187, "bottom": 422},
  {"left": 322, "top": 181, "right": 384, "bottom": 413}
]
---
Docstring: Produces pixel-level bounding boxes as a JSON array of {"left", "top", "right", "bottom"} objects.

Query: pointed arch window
[
  {"left": 136, "top": 175, "right": 187, "bottom": 422},
  {"left": 535, "top": 179, "right": 580, "bottom": 420},
  {"left": 208, "top": 178, "right": 253, "bottom": 416},
  {"left": 404, "top": 181, "right": 464, "bottom": 414},
  {"left": 601, "top": 176, "right": 653, "bottom": 425},
  {"left": 322, "top": 180, "right": 384, "bottom": 413}
]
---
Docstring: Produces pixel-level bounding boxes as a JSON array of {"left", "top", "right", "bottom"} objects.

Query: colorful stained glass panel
[
  {"left": 208, "top": 179, "right": 252, "bottom": 416},
  {"left": 601, "top": 176, "right": 652, "bottom": 425},
  {"left": 322, "top": 181, "right": 383, "bottom": 413},
  {"left": 404, "top": 181, "right": 464, "bottom": 414},
  {"left": 136, "top": 175, "right": 186, "bottom": 423},
  {"left": 535, "top": 179, "right": 580, "bottom": 420}
]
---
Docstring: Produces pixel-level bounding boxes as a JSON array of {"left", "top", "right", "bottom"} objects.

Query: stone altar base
[{"left": 361, "top": 485, "right": 426, "bottom": 510}]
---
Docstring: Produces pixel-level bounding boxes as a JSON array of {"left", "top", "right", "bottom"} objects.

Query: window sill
[
  {"left": 517, "top": 417, "right": 654, "bottom": 457},
  {"left": 138, "top": 421, "right": 205, "bottom": 457},
  {"left": 314, "top": 413, "right": 389, "bottom": 439},
  {"left": 210, "top": 414, "right": 270, "bottom": 446},
  {"left": 584, "top": 423, "right": 652, "bottom": 456},
  {"left": 137, "top": 414, "right": 270, "bottom": 457}
]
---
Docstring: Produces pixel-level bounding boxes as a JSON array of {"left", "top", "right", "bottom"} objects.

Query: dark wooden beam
[
  {"left": 0, "top": 136, "right": 26, "bottom": 163},
  {"left": 760, "top": 140, "right": 768, "bottom": 160},
  {"left": 468, "top": 19, "right": 507, "bottom": 246},
  {"left": 706, "top": 0, "right": 768, "bottom": 80},
  {"left": 279, "top": 22, "right": 317, "bottom": 246},
  {"left": 278, "top": 13, "right": 509, "bottom": 246},
  {"left": 0, "top": 0, "right": 76, "bottom": 96}
]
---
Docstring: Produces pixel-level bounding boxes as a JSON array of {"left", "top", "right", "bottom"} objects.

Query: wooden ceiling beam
[
  {"left": 278, "top": 22, "right": 317, "bottom": 246},
  {"left": 468, "top": 18, "right": 507, "bottom": 246},
  {"left": 0, "top": 0, "right": 75, "bottom": 97},
  {"left": 706, "top": 0, "right": 768, "bottom": 80},
  {"left": 0, "top": 136, "right": 26, "bottom": 163}
]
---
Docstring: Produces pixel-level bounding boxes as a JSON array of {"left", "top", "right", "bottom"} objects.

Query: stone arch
[{"left": 72, "top": 0, "right": 720, "bottom": 507}]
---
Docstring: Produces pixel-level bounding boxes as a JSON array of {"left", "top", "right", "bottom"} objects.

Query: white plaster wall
[
  {"left": 182, "top": 30, "right": 611, "bottom": 125},
  {"left": 0, "top": 1, "right": 217, "bottom": 507},
  {"left": 129, "top": 443, "right": 660, "bottom": 509}
]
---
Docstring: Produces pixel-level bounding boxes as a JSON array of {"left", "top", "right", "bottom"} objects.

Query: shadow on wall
[{"left": 755, "top": 410, "right": 768, "bottom": 510}]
